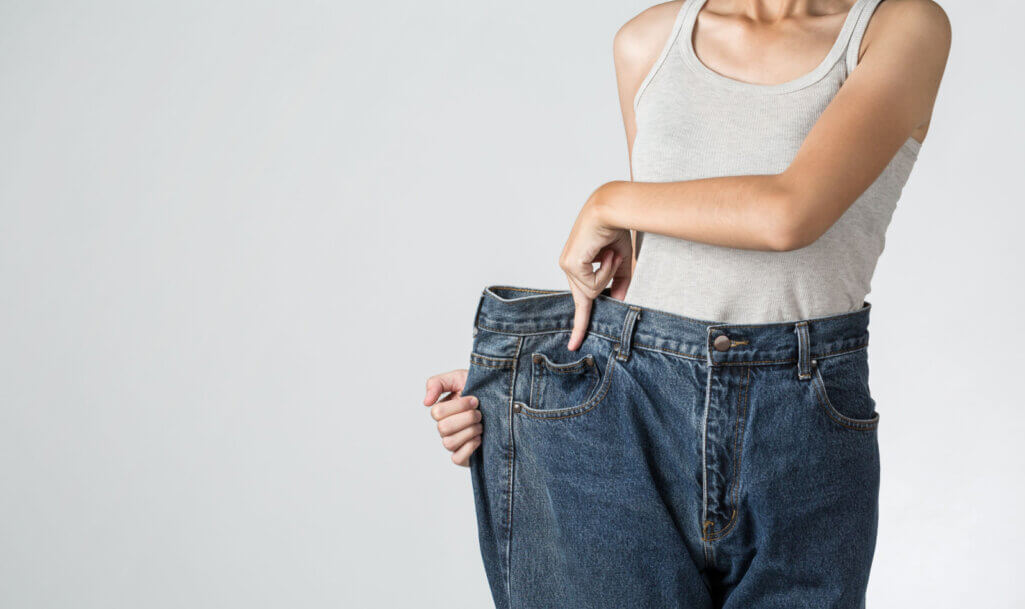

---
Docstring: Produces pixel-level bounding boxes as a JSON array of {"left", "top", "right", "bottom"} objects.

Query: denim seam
[
  {"left": 488, "top": 285, "right": 559, "bottom": 296},
  {"left": 632, "top": 343, "right": 705, "bottom": 361},
  {"left": 811, "top": 344, "right": 869, "bottom": 361},
  {"left": 796, "top": 321, "right": 812, "bottom": 380},
  {"left": 704, "top": 366, "right": 752, "bottom": 542},
  {"left": 470, "top": 353, "right": 516, "bottom": 369},
  {"left": 476, "top": 323, "right": 867, "bottom": 363},
  {"left": 811, "top": 366, "right": 880, "bottom": 431},
  {"left": 532, "top": 353, "right": 596, "bottom": 373},
  {"left": 700, "top": 338, "right": 713, "bottom": 552},
  {"left": 617, "top": 307, "right": 642, "bottom": 362},
  {"left": 477, "top": 324, "right": 620, "bottom": 343},
  {"left": 528, "top": 359, "right": 538, "bottom": 411},
  {"left": 483, "top": 286, "right": 871, "bottom": 327},
  {"left": 471, "top": 361, "right": 514, "bottom": 370},
  {"left": 615, "top": 338, "right": 702, "bottom": 361},
  {"left": 712, "top": 344, "right": 869, "bottom": 366},
  {"left": 504, "top": 336, "right": 524, "bottom": 608}
]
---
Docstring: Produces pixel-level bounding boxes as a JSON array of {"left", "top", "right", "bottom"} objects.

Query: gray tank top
[{"left": 624, "top": 0, "right": 920, "bottom": 323}]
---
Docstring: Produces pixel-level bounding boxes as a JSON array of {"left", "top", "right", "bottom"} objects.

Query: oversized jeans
[{"left": 464, "top": 286, "right": 880, "bottom": 609}]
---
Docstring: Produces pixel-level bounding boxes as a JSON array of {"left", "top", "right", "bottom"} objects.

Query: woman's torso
[{"left": 624, "top": 0, "right": 920, "bottom": 323}]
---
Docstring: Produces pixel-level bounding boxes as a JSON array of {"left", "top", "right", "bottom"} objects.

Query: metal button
[
  {"left": 713, "top": 335, "right": 731, "bottom": 352},
  {"left": 512, "top": 402, "right": 523, "bottom": 413}
]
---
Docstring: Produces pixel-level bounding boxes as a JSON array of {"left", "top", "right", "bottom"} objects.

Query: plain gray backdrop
[{"left": 2, "top": 1, "right": 1022, "bottom": 607}]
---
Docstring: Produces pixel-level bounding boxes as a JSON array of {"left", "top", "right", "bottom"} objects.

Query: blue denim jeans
[{"left": 464, "top": 286, "right": 880, "bottom": 609}]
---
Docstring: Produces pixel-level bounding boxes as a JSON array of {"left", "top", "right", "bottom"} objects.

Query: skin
[
  {"left": 423, "top": 369, "right": 481, "bottom": 466},
  {"left": 425, "top": 0, "right": 951, "bottom": 464}
]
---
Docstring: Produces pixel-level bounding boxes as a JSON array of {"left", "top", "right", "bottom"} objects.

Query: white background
[{"left": 1, "top": 1, "right": 1022, "bottom": 607}]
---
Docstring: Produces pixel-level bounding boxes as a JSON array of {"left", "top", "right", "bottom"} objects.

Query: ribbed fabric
[{"left": 624, "top": 0, "right": 919, "bottom": 323}]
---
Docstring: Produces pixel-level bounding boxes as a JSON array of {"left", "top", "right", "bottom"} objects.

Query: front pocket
[
  {"left": 528, "top": 352, "right": 600, "bottom": 411},
  {"left": 811, "top": 361, "right": 879, "bottom": 431}
]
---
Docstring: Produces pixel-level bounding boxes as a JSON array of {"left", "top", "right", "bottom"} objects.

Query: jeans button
[{"left": 713, "top": 335, "right": 731, "bottom": 352}]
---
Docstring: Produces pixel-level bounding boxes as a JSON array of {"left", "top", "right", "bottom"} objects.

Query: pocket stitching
[
  {"left": 542, "top": 354, "right": 595, "bottom": 374},
  {"left": 470, "top": 352, "right": 516, "bottom": 369},
  {"left": 519, "top": 353, "right": 617, "bottom": 420},
  {"left": 528, "top": 353, "right": 599, "bottom": 413},
  {"left": 811, "top": 366, "right": 879, "bottom": 431}
]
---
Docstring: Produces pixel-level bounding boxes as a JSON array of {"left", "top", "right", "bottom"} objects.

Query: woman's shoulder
[
  {"left": 872, "top": 0, "right": 950, "bottom": 25},
  {"left": 613, "top": 2, "right": 686, "bottom": 69},
  {"left": 861, "top": 0, "right": 951, "bottom": 59}
]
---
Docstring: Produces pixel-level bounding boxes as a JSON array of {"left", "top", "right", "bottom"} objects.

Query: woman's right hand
[{"left": 423, "top": 369, "right": 482, "bottom": 466}]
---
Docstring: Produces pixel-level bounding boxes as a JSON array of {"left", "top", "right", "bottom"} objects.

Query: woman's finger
[
  {"left": 441, "top": 423, "right": 483, "bottom": 452},
  {"left": 451, "top": 436, "right": 482, "bottom": 467},
  {"left": 566, "top": 250, "right": 618, "bottom": 351},
  {"left": 608, "top": 256, "right": 632, "bottom": 300},
  {"left": 592, "top": 250, "right": 622, "bottom": 289},
  {"left": 430, "top": 395, "right": 478, "bottom": 421},
  {"left": 423, "top": 369, "right": 467, "bottom": 406},
  {"left": 437, "top": 406, "right": 482, "bottom": 436},
  {"left": 567, "top": 283, "right": 594, "bottom": 352}
]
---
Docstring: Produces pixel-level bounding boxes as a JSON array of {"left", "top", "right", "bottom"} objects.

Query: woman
[{"left": 424, "top": 0, "right": 950, "bottom": 607}]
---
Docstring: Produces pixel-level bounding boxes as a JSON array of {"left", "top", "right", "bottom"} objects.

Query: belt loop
[
  {"left": 795, "top": 321, "right": 812, "bottom": 380},
  {"left": 471, "top": 289, "right": 486, "bottom": 338},
  {"left": 617, "top": 306, "right": 642, "bottom": 362}
]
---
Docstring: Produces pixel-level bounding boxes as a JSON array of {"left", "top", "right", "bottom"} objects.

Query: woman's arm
[
  {"left": 596, "top": 0, "right": 951, "bottom": 252},
  {"left": 611, "top": 2, "right": 684, "bottom": 281},
  {"left": 560, "top": 0, "right": 950, "bottom": 350},
  {"left": 560, "top": 3, "right": 695, "bottom": 351}
]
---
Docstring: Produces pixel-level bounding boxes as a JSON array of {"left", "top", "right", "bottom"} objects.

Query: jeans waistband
[{"left": 472, "top": 285, "right": 870, "bottom": 366}]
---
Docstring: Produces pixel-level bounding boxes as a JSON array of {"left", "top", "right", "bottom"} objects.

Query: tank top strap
[
  {"left": 844, "top": 0, "right": 887, "bottom": 75},
  {"left": 631, "top": 0, "right": 695, "bottom": 112}
]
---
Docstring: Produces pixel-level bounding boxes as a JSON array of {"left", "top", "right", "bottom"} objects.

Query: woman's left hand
[{"left": 559, "top": 183, "right": 633, "bottom": 351}]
